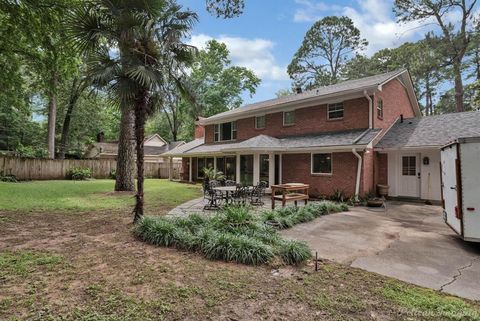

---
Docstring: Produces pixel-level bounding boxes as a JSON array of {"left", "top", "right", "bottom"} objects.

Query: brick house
[{"left": 163, "top": 69, "right": 480, "bottom": 201}]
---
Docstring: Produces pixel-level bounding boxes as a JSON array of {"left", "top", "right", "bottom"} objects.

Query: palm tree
[{"left": 69, "top": 0, "right": 197, "bottom": 222}]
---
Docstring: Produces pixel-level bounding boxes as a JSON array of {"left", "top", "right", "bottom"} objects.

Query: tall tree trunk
[
  {"left": 58, "top": 77, "right": 82, "bottom": 159},
  {"left": 115, "top": 107, "right": 136, "bottom": 191},
  {"left": 453, "top": 60, "right": 464, "bottom": 113},
  {"left": 47, "top": 72, "right": 58, "bottom": 159},
  {"left": 133, "top": 93, "right": 147, "bottom": 223}
]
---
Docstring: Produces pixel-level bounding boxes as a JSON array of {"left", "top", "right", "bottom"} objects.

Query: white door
[
  {"left": 441, "top": 145, "right": 462, "bottom": 235},
  {"left": 398, "top": 154, "right": 420, "bottom": 198}
]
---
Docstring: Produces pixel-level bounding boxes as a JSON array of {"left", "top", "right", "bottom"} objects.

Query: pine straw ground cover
[{"left": 135, "top": 202, "right": 348, "bottom": 265}]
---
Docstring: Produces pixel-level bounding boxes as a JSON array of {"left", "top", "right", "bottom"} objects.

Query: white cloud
[
  {"left": 292, "top": 0, "right": 428, "bottom": 55},
  {"left": 188, "top": 34, "right": 289, "bottom": 81}
]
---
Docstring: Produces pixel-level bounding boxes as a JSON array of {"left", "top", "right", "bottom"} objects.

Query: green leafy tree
[
  {"left": 287, "top": 16, "right": 368, "bottom": 89},
  {"left": 394, "top": 0, "right": 478, "bottom": 113},
  {"left": 70, "top": 0, "right": 197, "bottom": 222}
]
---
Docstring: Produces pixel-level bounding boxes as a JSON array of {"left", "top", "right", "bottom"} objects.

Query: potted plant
[{"left": 202, "top": 167, "right": 225, "bottom": 188}]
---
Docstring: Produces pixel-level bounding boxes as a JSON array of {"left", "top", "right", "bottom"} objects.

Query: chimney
[
  {"left": 194, "top": 117, "right": 205, "bottom": 139},
  {"left": 295, "top": 86, "right": 302, "bottom": 94},
  {"left": 96, "top": 131, "right": 105, "bottom": 143},
  {"left": 400, "top": 114, "right": 404, "bottom": 123}
]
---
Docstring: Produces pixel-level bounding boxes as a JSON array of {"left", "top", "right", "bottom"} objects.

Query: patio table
[
  {"left": 271, "top": 183, "right": 309, "bottom": 209},
  {"left": 213, "top": 186, "right": 238, "bottom": 204}
]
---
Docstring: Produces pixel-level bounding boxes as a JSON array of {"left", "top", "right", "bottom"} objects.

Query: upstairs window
[
  {"left": 311, "top": 153, "right": 332, "bottom": 174},
  {"left": 327, "top": 102, "right": 344, "bottom": 120},
  {"left": 255, "top": 115, "right": 266, "bottom": 129},
  {"left": 283, "top": 111, "right": 295, "bottom": 126},
  {"left": 377, "top": 98, "right": 384, "bottom": 119},
  {"left": 214, "top": 122, "right": 236, "bottom": 142}
]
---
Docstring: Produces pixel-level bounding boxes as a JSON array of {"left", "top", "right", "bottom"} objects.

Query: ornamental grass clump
[
  {"left": 278, "top": 240, "right": 312, "bottom": 265},
  {"left": 134, "top": 205, "right": 314, "bottom": 266},
  {"left": 261, "top": 201, "right": 348, "bottom": 230}
]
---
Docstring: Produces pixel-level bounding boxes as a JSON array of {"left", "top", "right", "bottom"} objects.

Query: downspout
[
  {"left": 352, "top": 148, "right": 362, "bottom": 201},
  {"left": 363, "top": 90, "right": 373, "bottom": 129}
]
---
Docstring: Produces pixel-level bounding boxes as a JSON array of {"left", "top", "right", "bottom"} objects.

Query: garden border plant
[{"left": 135, "top": 201, "right": 348, "bottom": 266}]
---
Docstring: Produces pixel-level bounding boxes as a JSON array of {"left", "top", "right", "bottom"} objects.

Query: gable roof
[
  {"left": 376, "top": 111, "right": 480, "bottom": 149},
  {"left": 163, "top": 129, "right": 381, "bottom": 156},
  {"left": 199, "top": 69, "right": 420, "bottom": 125}
]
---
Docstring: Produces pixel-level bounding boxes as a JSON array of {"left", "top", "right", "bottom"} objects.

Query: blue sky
[{"left": 178, "top": 0, "right": 431, "bottom": 104}]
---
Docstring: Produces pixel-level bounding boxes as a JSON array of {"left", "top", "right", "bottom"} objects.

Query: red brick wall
[
  {"left": 204, "top": 97, "right": 369, "bottom": 144},
  {"left": 194, "top": 124, "right": 205, "bottom": 139},
  {"left": 375, "top": 153, "right": 388, "bottom": 186},
  {"left": 362, "top": 148, "right": 375, "bottom": 195},
  {"left": 282, "top": 152, "right": 367, "bottom": 198}
]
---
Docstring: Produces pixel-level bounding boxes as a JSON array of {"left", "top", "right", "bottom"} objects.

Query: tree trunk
[
  {"left": 58, "top": 77, "right": 82, "bottom": 159},
  {"left": 115, "top": 107, "right": 136, "bottom": 191},
  {"left": 47, "top": 72, "right": 58, "bottom": 159},
  {"left": 453, "top": 60, "right": 464, "bottom": 113},
  {"left": 133, "top": 93, "right": 148, "bottom": 223}
]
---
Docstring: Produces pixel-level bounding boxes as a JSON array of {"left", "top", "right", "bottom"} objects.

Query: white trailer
[{"left": 440, "top": 137, "right": 480, "bottom": 242}]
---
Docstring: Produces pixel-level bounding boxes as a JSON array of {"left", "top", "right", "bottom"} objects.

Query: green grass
[
  {"left": 383, "top": 281, "right": 480, "bottom": 321},
  {"left": 0, "top": 179, "right": 201, "bottom": 212},
  {"left": 0, "top": 250, "right": 63, "bottom": 278}
]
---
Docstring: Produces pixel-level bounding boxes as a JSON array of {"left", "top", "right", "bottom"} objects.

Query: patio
[{"left": 166, "top": 196, "right": 310, "bottom": 217}]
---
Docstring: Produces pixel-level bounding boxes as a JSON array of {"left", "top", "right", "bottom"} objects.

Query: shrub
[
  {"left": 278, "top": 240, "right": 312, "bottom": 265},
  {"left": 66, "top": 167, "right": 92, "bottom": 180},
  {"left": 15, "top": 144, "right": 48, "bottom": 159},
  {"left": 108, "top": 169, "right": 116, "bottom": 179},
  {"left": 0, "top": 171, "right": 17, "bottom": 183},
  {"left": 217, "top": 205, "right": 253, "bottom": 227}
]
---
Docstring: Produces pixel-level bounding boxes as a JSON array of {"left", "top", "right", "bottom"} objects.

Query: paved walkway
[{"left": 281, "top": 202, "right": 480, "bottom": 301}]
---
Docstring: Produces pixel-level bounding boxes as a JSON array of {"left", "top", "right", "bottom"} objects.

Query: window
[
  {"left": 255, "top": 115, "right": 266, "bottom": 129},
  {"left": 283, "top": 111, "right": 295, "bottom": 126},
  {"left": 377, "top": 98, "right": 384, "bottom": 119},
  {"left": 402, "top": 156, "right": 416, "bottom": 176},
  {"left": 215, "top": 156, "right": 236, "bottom": 180},
  {"left": 214, "top": 122, "right": 237, "bottom": 142},
  {"left": 311, "top": 153, "right": 332, "bottom": 174},
  {"left": 327, "top": 102, "right": 344, "bottom": 120}
]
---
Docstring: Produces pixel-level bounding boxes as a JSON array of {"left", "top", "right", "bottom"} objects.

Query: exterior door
[
  {"left": 398, "top": 154, "right": 420, "bottom": 198},
  {"left": 440, "top": 145, "right": 462, "bottom": 235}
]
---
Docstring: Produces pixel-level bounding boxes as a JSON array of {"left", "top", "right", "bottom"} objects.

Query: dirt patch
[{"left": 1, "top": 207, "right": 480, "bottom": 320}]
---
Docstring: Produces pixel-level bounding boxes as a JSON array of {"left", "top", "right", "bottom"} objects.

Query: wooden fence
[{"left": 0, "top": 156, "right": 181, "bottom": 181}]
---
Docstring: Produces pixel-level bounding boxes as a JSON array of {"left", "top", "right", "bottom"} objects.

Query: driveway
[{"left": 281, "top": 202, "right": 480, "bottom": 301}]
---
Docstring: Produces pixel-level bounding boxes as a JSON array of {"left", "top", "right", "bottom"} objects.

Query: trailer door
[
  {"left": 459, "top": 141, "right": 480, "bottom": 241},
  {"left": 441, "top": 145, "right": 462, "bottom": 235}
]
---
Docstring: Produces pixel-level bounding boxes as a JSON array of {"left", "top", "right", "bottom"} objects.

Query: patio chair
[
  {"left": 231, "top": 185, "right": 248, "bottom": 206},
  {"left": 250, "top": 182, "right": 267, "bottom": 206},
  {"left": 203, "top": 180, "right": 223, "bottom": 210},
  {"left": 224, "top": 179, "right": 236, "bottom": 186}
]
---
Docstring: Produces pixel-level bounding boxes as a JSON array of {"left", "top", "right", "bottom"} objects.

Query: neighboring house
[
  {"left": 85, "top": 133, "right": 184, "bottom": 163},
  {"left": 163, "top": 69, "right": 480, "bottom": 201}
]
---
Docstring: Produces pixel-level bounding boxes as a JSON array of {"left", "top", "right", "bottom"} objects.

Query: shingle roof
[
  {"left": 376, "top": 111, "right": 480, "bottom": 149},
  {"left": 202, "top": 69, "right": 410, "bottom": 123},
  {"left": 163, "top": 138, "right": 204, "bottom": 156},
  {"left": 164, "top": 129, "right": 380, "bottom": 156}
]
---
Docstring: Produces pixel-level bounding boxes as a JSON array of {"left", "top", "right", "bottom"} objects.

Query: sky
[{"left": 178, "top": 0, "right": 431, "bottom": 105}]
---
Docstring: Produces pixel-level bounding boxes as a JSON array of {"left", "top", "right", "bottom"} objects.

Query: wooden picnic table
[{"left": 271, "top": 183, "right": 309, "bottom": 209}]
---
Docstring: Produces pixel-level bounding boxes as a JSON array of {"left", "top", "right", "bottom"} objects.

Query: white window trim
[
  {"left": 311, "top": 153, "right": 333, "bottom": 175},
  {"left": 255, "top": 115, "right": 266, "bottom": 129},
  {"left": 377, "top": 98, "right": 384, "bottom": 119},
  {"left": 283, "top": 111, "right": 295, "bottom": 126},
  {"left": 214, "top": 121, "right": 237, "bottom": 142},
  {"left": 327, "top": 102, "right": 344, "bottom": 120}
]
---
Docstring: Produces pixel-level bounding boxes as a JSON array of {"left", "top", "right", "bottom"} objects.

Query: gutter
[
  {"left": 352, "top": 148, "right": 363, "bottom": 201},
  {"left": 363, "top": 90, "right": 373, "bottom": 129}
]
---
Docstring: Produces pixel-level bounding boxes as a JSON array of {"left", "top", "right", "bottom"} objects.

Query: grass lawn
[
  {"left": 0, "top": 180, "right": 479, "bottom": 320},
  {"left": 0, "top": 179, "right": 201, "bottom": 212}
]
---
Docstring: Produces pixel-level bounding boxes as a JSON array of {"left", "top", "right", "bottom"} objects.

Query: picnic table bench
[{"left": 271, "top": 183, "right": 309, "bottom": 209}]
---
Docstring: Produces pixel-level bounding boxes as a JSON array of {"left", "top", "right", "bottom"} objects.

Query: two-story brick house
[{"left": 165, "top": 69, "right": 427, "bottom": 199}]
